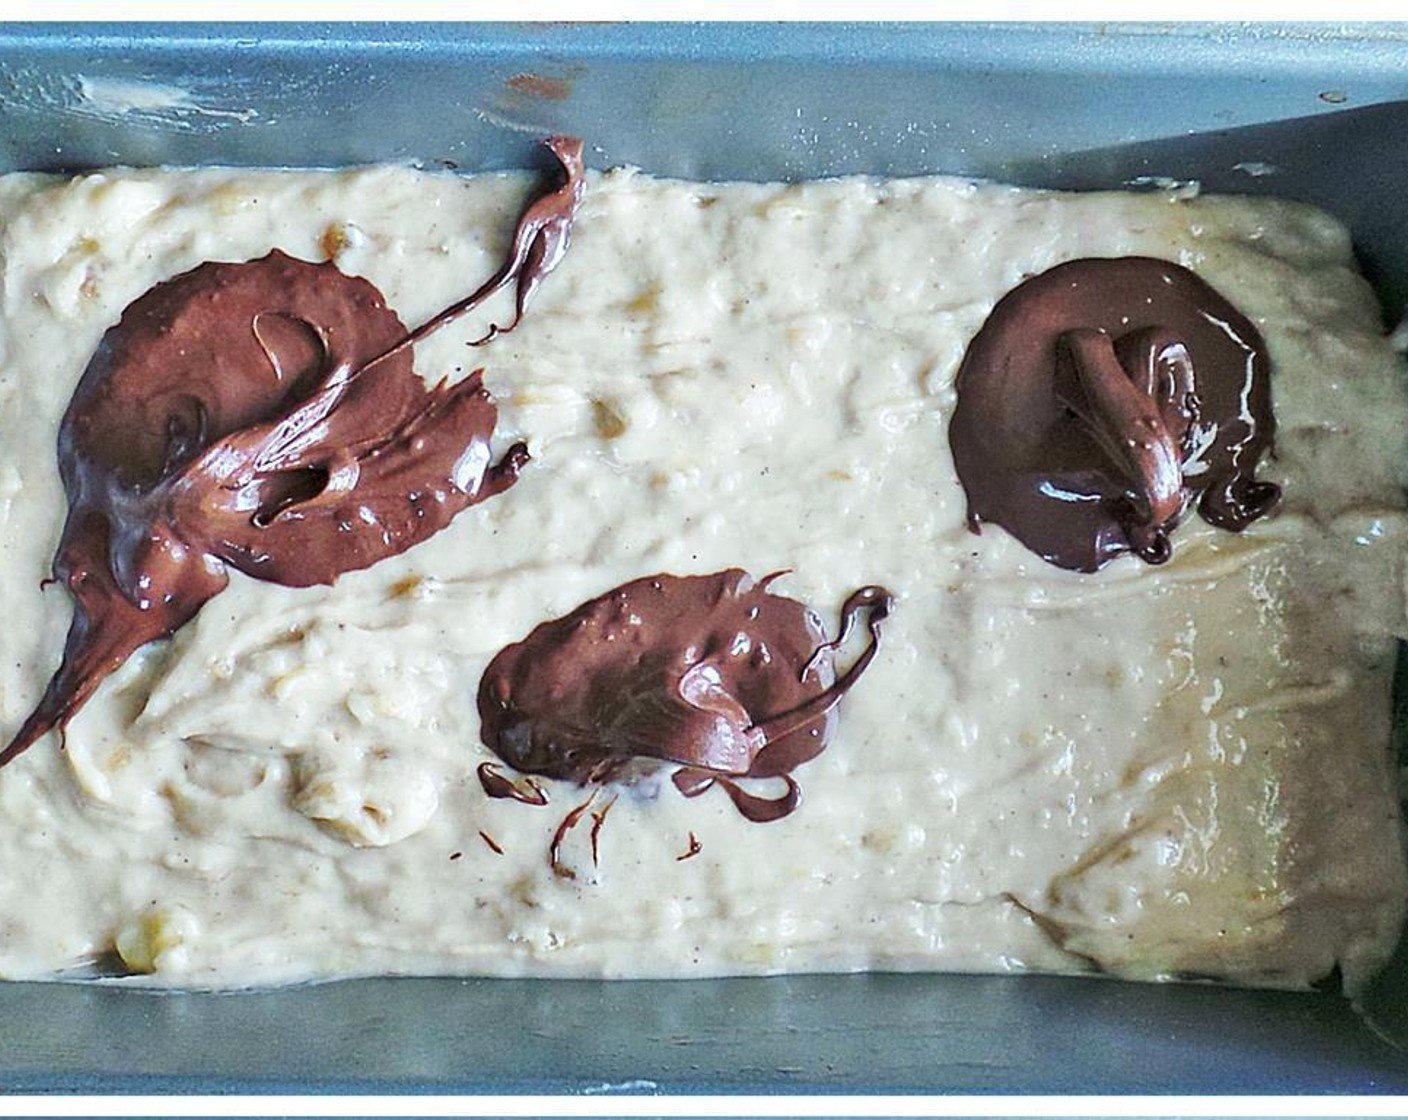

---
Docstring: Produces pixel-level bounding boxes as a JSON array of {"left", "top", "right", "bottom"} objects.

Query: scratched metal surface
[{"left": 0, "top": 21, "right": 1406, "bottom": 1095}]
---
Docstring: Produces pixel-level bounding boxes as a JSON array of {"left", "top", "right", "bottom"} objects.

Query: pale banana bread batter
[{"left": 0, "top": 164, "right": 1403, "bottom": 990}]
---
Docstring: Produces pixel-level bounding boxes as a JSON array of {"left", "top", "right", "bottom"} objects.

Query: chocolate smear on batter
[
  {"left": 478, "top": 570, "right": 892, "bottom": 877},
  {"left": 477, "top": 761, "right": 549, "bottom": 806},
  {"left": 949, "top": 257, "right": 1280, "bottom": 573},
  {"left": 0, "top": 136, "right": 585, "bottom": 768}
]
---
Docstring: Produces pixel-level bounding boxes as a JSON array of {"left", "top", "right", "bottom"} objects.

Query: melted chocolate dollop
[
  {"left": 949, "top": 257, "right": 1281, "bottom": 572},
  {"left": 478, "top": 569, "right": 892, "bottom": 827},
  {"left": 1, "top": 136, "right": 585, "bottom": 767}
]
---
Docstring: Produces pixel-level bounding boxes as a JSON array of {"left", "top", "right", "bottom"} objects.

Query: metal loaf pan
[{"left": 1, "top": 21, "right": 1407, "bottom": 1095}]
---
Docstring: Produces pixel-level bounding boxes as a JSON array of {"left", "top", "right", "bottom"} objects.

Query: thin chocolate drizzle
[
  {"left": 478, "top": 569, "right": 893, "bottom": 873},
  {"left": 549, "top": 793, "right": 600, "bottom": 881},
  {"left": 1, "top": 136, "right": 586, "bottom": 768},
  {"left": 676, "top": 831, "right": 702, "bottom": 862},
  {"left": 588, "top": 795, "right": 615, "bottom": 866},
  {"left": 949, "top": 257, "right": 1280, "bottom": 573}
]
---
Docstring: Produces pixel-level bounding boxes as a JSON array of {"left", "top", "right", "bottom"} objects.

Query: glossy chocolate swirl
[
  {"left": 949, "top": 257, "right": 1280, "bottom": 572},
  {"left": 1, "top": 136, "right": 585, "bottom": 768},
  {"left": 478, "top": 570, "right": 893, "bottom": 828}
]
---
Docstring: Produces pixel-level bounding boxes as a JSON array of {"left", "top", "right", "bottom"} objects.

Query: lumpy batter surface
[{"left": 0, "top": 165, "right": 1404, "bottom": 990}]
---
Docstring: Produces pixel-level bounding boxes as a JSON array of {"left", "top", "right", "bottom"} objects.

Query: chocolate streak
[
  {"left": 0, "top": 136, "right": 586, "bottom": 768},
  {"left": 949, "top": 257, "right": 1280, "bottom": 573},
  {"left": 477, "top": 570, "right": 893, "bottom": 830}
]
